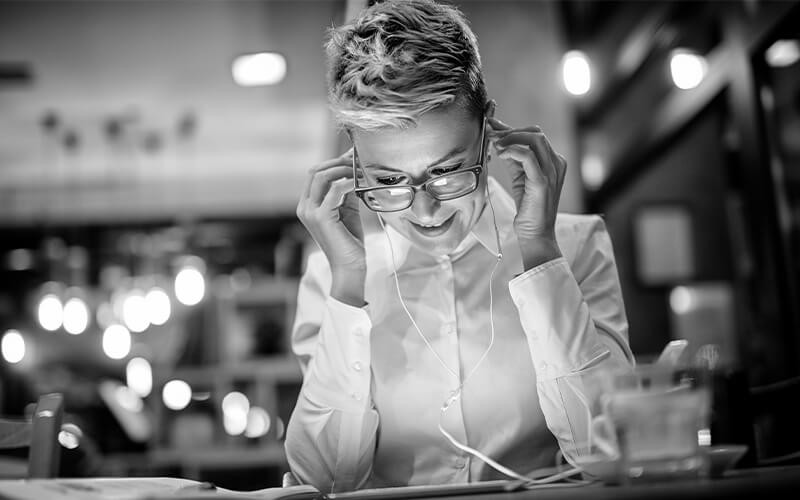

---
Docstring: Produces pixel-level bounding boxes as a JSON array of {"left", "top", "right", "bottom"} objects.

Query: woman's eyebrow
[{"left": 361, "top": 145, "right": 469, "bottom": 174}]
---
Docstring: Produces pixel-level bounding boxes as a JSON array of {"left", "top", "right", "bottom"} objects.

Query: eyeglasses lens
[{"left": 363, "top": 171, "right": 478, "bottom": 212}]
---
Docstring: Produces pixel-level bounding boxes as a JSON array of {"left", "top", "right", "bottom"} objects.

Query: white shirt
[{"left": 285, "top": 178, "right": 634, "bottom": 492}]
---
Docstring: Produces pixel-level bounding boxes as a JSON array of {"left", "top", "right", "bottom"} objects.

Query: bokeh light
[
  {"left": 38, "top": 293, "right": 63, "bottom": 331},
  {"left": 145, "top": 287, "right": 171, "bottom": 326},
  {"left": 232, "top": 52, "right": 287, "bottom": 86},
  {"left": 126, "top": 357, "right": 153, "bottom": 398},
  {"left": 1, "top": 330, "right": 25, "bottom": 364},
  {"left": 162, "top": 379, "right": 192, "bottom": 411},
  {"left": 102, "top": 324, "right": 132, "bottom": 360},
  {"left": 245, "top": 406, "right": 271, "bottom": 438},
  {"left": 174, "top": 267, "right": 205, "bottom": 306},
  {"left": 63, "top": 296, "right": 90, "bottom": 335},
  {"left": 222, "top": 391, "right": 250, "bottom": 436},
  {"left": 670, "top": 50, "right": 707, "bottom": 90},
  {"left": 123, "top": 289, "right": 150, "bottom": 333},
  {"left": 562, "top": 50, "right": 591, "bottom": 96}
]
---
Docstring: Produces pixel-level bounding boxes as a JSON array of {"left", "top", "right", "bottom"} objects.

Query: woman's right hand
[{"left": 296, "top": 150, "right": 367, "bottom": 306}]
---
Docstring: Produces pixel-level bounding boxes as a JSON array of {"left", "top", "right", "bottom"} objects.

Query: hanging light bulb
[
  {"left": 38, "top": 293, "right": 63, "bottom": 331},
  {"left": 122, "top": 288, "right": 150, "bottom": 333},
  {"left": 162, "top": 379, "right": 192, "bottom": 410},
  {"left": 174, "top": 257, "right": 206, "bottom": 306},
  {"left": 126, "top": 357, "right": 153, "bottom": 398},
  {"left": 2, "top": 330, "right": 26, "bottom": 364},
  {"left": 232, "top": 52, "right": 287, "bottom": 86},
  {"left": 245, "top": 407, "right": 271, "bottom": 438},
  {"left": 670, "top": 50, "right": 707, "bottom": 90},
  {"left": 102, "top": 324, "right": 132, "bottom": 360},
  {"left": 145, "top": 287, "right": 171, "bottom": 326},
  {"left": 222, "top": 391, "right": 250, "bottom": 436},
  {"left": 562, "top": 50, "right": 592, "bottom": 96},
  {"left": 62, "top": 288, "right": 90, "bottom": 335}
]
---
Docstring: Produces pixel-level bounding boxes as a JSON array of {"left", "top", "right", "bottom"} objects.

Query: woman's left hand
[{"left": 488, "top": 116, "right": 566, "bottom": 270}]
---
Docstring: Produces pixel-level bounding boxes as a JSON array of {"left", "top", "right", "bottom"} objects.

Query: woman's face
[{"left": 352, "top": 106, "right": 487, "bottom": 257}]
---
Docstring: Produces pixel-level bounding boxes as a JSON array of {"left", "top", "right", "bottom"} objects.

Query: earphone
[{"left": 375, "top": 181, "right": 587, "bottom": 488}]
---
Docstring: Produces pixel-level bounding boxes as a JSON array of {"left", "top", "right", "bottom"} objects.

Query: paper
[{"left": 0, "top": 478, "right": 321, "bottom": 500}]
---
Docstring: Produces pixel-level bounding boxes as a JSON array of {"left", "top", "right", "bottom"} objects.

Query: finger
[
  {"left": 494, "top": 130, "right": 545, "bottom": 148},
  {"left": 304, "top": 152, "right": 353, "bottom": 198},
  {"left": 485, "top": 99, "right": 497, "bottom": 119},
  {"left": 308, "top": 166, "right": 353, "bottom": 204},
  {"left": 495, "top": 131, "right": 556, "bottom": 183},
  {"left": 497, "top": 144, "right": 547, "bottom": 185},
  {"left": 528, "top": 132, "right": 566, "bottom": 187},
  {"left": 487, "top": 116, "right": 512, "bottom": 131},
  {"left": 319, "top": 177, "right": 354, "bottom": 212}
]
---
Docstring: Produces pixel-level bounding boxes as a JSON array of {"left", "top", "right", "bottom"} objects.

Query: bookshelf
[{"left": 141, "top": 276, "right": 303, "bottom": 484}]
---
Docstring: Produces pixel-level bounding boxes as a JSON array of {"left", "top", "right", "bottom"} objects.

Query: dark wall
[{"left": 602, "top": 106, "right": 734, "bottom": 356}]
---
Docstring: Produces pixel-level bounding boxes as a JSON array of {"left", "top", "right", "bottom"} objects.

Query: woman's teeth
[{"left": 410, "top": 215, "right": 455, "bottom": 236}]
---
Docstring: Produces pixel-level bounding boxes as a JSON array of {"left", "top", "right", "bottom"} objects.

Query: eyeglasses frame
[{"left": 351, "top": 116, "right": 488, "bottom": 213}]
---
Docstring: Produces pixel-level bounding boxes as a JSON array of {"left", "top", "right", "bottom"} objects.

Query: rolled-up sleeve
[
  {"left": 508, "top": 215, "right": 634, "bottom": 464},
  {"left": 285, "top": 251, "right": 379, "bottom": 493}
]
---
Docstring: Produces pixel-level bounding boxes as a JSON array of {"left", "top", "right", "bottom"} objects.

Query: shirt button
[
  {"left": 351, "top": 392, "right": 362, "bottom": 401},
  {"left": 353, "top": 328, "right": 365, "bottom": 338},
  {"left": 352, "top": 361, "right": 362, "bottom": 372},
  {"left": 454, "top": 458, "right": 467, "bottom": 469}
]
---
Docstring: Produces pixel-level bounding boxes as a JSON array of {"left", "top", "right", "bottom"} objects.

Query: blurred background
[{"left": 0, "top": 0, "right": 799, "bottom": 490}]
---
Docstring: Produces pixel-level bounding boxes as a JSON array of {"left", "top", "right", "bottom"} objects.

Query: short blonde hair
[{"left": 325, "top": 0, "right": 487, "bottom": 131}]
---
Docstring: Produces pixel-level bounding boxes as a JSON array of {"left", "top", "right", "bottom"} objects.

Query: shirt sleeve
[
  {"left": 284, "top": 251, "right": 380, "bottom": 493},
  {"left": 508, "top": 215, "right": 634, "bottom": 467}
]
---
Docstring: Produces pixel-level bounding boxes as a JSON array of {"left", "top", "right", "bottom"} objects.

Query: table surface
[
  {"left": 0, "top": 465, "right": 798, "bottom": 500},
  {"left": 431, "top": 465, "right": 800, "bottom": 500}
]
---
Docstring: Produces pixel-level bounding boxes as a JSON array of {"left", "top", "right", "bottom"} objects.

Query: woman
[{"left": 286, "top": 0, "right": 633, "bottom": 492}]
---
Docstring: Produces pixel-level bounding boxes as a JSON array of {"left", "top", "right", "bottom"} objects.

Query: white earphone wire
[{"left": 375, "top": 184, "right": 584, "bottom": 486}]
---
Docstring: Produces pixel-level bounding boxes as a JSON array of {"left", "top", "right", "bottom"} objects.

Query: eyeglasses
[{"left": 352, "top": 117, "right": 487, "bottom": 213}]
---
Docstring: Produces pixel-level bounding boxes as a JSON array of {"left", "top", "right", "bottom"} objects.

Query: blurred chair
[
  {"left": 0, "top": 393, "right": 63, "bottom": 478},
  {"left": 748, "top": 375, "right": 800, "bottom": 466}
]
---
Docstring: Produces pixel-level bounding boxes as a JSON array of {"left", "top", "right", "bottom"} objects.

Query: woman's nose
[{"left": 411, "top": 190, "right": 441, "bottom": 220}]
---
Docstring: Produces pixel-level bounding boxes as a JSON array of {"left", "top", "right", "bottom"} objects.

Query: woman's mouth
[{"left": 408, "top": 214, "right": 456, "bottom": 237}]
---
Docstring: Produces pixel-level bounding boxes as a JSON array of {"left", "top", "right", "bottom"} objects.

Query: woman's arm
[
  {"left": 508, "top": 215, "right": 634, "bottom": 464},
  {"left": 284, "top": 251, "right": 380, "bottom": 492}
]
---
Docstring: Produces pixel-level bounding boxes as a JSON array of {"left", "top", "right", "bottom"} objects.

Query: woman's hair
[{"left": 325, "top": 0, "right": 487, "bottom": 131}]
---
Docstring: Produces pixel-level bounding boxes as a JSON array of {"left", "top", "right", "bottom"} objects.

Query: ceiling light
[
  {"left": 103, "top": 324, "right": 132, "bottom": 360},
  {"left": 162, "top": 379, "right": 192, "bottom": 411},
  {"left": 175, "top": 266, "right": 205, "bottom": 306},
  {"left": 38, "top": 293, "right": 63, "bottom": 331},
  {"left": 2, "top": 330, "right": 25, "bottom": 364},
  {"left": 765, "top": 39, "right": 800, "bottom": 68},
  {"left": 126, "top": 357, "right": 153, "bottom": 398},
  {"left": 562, "top": 50, "right": 591, "bottom": 96},
  {"left": 63, "top": 295, "right": 90, "bottom": 335},
  {"left": 670, "top": 50, "right": 707, "bottom": 90},
  {"left": 232, "top": 52, "right": 287, "bottom": 86}
]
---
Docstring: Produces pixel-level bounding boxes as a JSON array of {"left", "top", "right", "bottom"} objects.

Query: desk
[
  {"left": 432, "top": 466, "right": 800, "bottom": 500},
  {"left": 0, "top": 466, "right": 798, "bottom": 500}
]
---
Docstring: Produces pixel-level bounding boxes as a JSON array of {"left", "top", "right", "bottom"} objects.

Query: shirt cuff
[
  {"left": 303, "top": 297, "right": 373, "bottom": 412},
  {"left": 508, "top": 257, "right": 609, "bottom": 380}
]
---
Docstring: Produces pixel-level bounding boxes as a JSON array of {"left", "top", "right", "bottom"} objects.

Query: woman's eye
[
  {"left": 430, "top": 165, "right": 460, "bottom": 177},
  {"left": 377, "top": 175, "right": 406, "bottom": 186}
]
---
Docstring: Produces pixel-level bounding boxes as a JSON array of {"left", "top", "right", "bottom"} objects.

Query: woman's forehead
[{"left": 354, "top": 109, "right": 480, "bottom": 175}]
